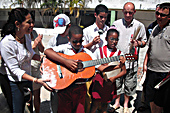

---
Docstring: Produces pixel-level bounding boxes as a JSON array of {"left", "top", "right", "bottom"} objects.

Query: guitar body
[{"left": 42, "top": 52, "right": 95, "bottom": 90}]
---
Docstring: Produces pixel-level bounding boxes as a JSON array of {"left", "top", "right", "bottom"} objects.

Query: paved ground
[{"left": 0, "top": 33, "right": 150, "bottom": 113}]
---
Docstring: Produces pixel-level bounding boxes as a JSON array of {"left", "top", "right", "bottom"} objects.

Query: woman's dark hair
[
  {"left": 1, "top": 8, "right": 30, "bottom": 38},
  {"left": 106, "top": 28, "right": 119, "bottom": 40}
]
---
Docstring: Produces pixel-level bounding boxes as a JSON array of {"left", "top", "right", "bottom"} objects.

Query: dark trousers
[{"left": 0, "top": 73, "right": 12, "bottom": 111}]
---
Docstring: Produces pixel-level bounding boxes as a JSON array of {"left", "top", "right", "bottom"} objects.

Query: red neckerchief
[
  {"left": 103, "top": 45, "right": 117, "bottom": 57},
  {"left": 99, "top": 45, "right": 122, "bottom": 58}
]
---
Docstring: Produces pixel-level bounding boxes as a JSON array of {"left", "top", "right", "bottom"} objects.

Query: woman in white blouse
[{"left": 0, "top": 8, "right": 52, "bottom": 113}]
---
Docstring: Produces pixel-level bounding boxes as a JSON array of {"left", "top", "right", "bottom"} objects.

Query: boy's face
[
  {"left": 106, "top": 32, "right": 118, "bottom": 49},
  {"left": 95, "top": 12, "right": 108, "bottom": 27},
  {"left": 69, "top": 33, "right": 83, "bottom": 50}
]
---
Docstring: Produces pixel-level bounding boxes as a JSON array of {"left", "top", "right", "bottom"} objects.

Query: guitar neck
[{"left": 82, "top": 55, "right": 123, "bottom": 68}]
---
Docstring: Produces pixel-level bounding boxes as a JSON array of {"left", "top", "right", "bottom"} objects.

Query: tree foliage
[{"left": 11, "top": 0, "right": 87, "bottom": 28}]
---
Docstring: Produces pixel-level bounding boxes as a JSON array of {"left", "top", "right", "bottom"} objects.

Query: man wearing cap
[{"left": 46, "top": 13, "right": 71, "bottom": 113}]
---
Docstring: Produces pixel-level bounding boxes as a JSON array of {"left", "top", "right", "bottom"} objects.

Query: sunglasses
[
  {"left": 123, "top": 11, "right": 134, "bottom": 15},
  {"left": 109, "top": 37, "right": 119, "bottom": 41},
  {"left": 155, "top": 11, "right": 169, "bottom": 17},
  {"left": 72, "top": 40, "right": 83, "bottom": 44}
]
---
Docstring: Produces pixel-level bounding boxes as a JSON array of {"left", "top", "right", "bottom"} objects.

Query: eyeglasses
[
  {"left": 155, "top": 11, "right": 169, "bottom": 17},
  {"left": 123, "top": 11, "right": 134, "bottom": 15},
  {"left": 72, "top": 40, "right": 83, "bottom": 44},
  {"left": 109, "top": 37, "right": 119, "bottom": 41}
]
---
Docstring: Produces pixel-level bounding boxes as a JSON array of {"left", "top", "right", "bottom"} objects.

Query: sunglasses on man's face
[
  {"left": 72, "top": 40, "right": 83, "bottom": 44},
  {"left": 155, "top": 11, "right": 169, "bottom": 17},
  {"left": 123, "top": 11, "right": 134, "bottom": 15}
]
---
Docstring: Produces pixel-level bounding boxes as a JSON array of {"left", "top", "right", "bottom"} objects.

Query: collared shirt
[
  {"left": 96, "top": 45, "right": 124, "bottom": 59},
  {"left": 51, "top": 43, "right": 98, "bottom": 84},
  {"left": 147, "top": 24, "right": 170, "bottom": 72},
  {"left": 83, "top": 23, "right": 109, "bottom": 57},
  {"left": 0, "top": 34, "right": 35, "bottom": 82},
  {"left": 46, "top": 34, "right": 68, "bottom": 49},
  {"left": 112, "top": 18, "right": 147, "bottom": 69},
  {"left": 52, "top": 43, "right": 96, "bottom": 60}
]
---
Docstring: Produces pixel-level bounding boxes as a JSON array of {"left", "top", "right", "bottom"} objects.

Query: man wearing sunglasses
[
  {"left": 111, "top": 2, "right": 147, "bottom": 113},
  {"left": 146, "top": 4, "right": 160, "bottom": 40},
  {"left": 143, "top": 2, "right": 170, "bottom": 113}
]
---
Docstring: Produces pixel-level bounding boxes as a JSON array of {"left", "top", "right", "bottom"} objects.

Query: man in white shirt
[{"left": 110, "top": 2, "right": 147, "bottom": 113}]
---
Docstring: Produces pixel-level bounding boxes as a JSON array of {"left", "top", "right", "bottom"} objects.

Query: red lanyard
[{"left": 103, "top": 45, "right": 117, "bottom": 57}]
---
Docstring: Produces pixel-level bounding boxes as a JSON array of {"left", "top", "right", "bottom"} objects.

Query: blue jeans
[{"left": 10, "top": 81, "right": 33, "bottom": 113}]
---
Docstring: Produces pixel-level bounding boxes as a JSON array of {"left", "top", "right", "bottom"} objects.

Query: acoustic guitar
[{"left": 42, "top": 52, "right": 137, "bottom": 90}]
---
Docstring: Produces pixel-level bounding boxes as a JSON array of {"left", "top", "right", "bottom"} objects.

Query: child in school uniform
[
  {"left": 90, "top": 28, "right": 127, "bottom": 113},
  {"left": 44, "top": 25, "right": 126, "bottom": 113}
]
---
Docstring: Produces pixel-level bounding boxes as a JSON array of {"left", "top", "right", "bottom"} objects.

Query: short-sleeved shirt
[
  {"left": 112, "top": 18, "right": 147, "bottom": 69},
  {"left": 83, "top": 23, "right": 109, "bottom": 57},
  {"left": 52, "top": 43, "right": 98, "bottom": 69},
  {"left": 46, "top": 34, "right": 68, "bottom": 49},
  {"left": 96, "top": 45, "right": 124, "bottom": 59},
  {"left": 147, "top": 24, "right": 170, "bottom": 72},
  {"left": 0, "top": 34, "right": 35, "bottom": 82}
]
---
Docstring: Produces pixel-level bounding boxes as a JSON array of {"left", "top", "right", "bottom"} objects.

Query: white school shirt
[
  {"left": 96, "top": 45, "right": 124, "bottom": 59},
  {"left": 0, "top": 34, "right": 35, "bottom": 82},
  {"left": 51, "top": 43, "right": 99, "bottom": 84},
  {"left": 52, "top": 43, "right": 97, "bottom": 61},
  {"left": 112, "top": 18, "right": 147, "bottom": 69},
  {"left": 83, "top": 23, "right": 109, "bottom": 57},
  {"left": 46, "top": 34, "right": 59, "bottom": 49},
  {"left": 52, "top": 43, "right": 99, "bottom": 69}
]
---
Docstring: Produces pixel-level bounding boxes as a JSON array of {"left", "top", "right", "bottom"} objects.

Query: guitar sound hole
[{"left": 77, "top": 61, "right": 84, "bottom": 72}]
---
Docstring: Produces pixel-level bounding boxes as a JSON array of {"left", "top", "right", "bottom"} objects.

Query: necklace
[{"left": 15, "top": 35, "right": 25, "bottom": 41}]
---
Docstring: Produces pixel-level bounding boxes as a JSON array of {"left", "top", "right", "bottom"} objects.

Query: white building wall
[
  {"left": 85, "top": 0, "right": 170, "bottom": 10},
  {"left": 0, "top": 0, "right": 169, "bottom": 9}
]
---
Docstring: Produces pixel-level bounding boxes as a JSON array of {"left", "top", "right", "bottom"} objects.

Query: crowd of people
[{"left": 0, "top": 1, "right": 169, "bottom": 113}]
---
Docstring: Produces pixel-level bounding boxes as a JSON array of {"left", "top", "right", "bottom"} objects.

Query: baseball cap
[{"left": 53, "top": 14, "right": 70, "bottom": 34}]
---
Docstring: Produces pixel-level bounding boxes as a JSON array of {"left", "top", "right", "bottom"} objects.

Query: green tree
[{"left": 10, "top": 0, "right": 87, "bottom": 28}]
